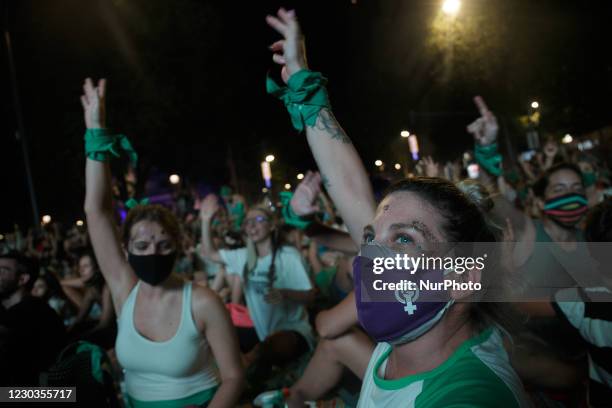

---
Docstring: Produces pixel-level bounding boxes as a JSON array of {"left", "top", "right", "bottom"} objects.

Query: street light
[
  {"left": 262, "top": 187, "right": 268, "bottom": 193},
  {"left": 531, "top": 101, "right": 539, "bottom": 109},
  {"left": 441, "top": 0, "right": 461, "bottom": 16},
  {"left": 400, "top": 130, "right": 410, "bottom": 138},
  {"left": 284, "top": 183, "right": 292, "bottom": 190},
  {"left": 76, "top": 220, "right": 84, "bottom": 227},
  {"left": 261, "top": 162, "right": 272, "bottom": 188},
  {"left": 169, "top": 174, "right": 180, "bottom": 185},
  {"left": 394, "top": 163, "right": 401, "bottom": 170},
  {"left": 265, "top": 154, "right": 275, "bottom": 163},
  {"left": 374, "top": 160, "right": 383, "bottom": 167},
  {"left": 408, "top": 134, "right": 420, "bottom": 161},
  {"left": 562, "top": 134, "right": 573, "bottom": 144},
  {"left": 297, "top": 173, "right": 304, "bottom": 180},
  {"left": 42, "top": 215, "right": 51, "bottom": 225}
]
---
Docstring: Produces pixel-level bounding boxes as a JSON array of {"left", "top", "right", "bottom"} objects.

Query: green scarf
[
  {"left": 125, "top": 197, "right": 150, "bottom": 209},
  {"left": 279, "top": 191, "right": 312, "bottom": 230},
  {"left": 267, "top": 69, "right": 331, "bottom": 132},
  {"left": 474, "top": 143, "right": 502, "bottom": 176},
  {"left": 85, "top": 128, "right": 138, "bottom": 166}
]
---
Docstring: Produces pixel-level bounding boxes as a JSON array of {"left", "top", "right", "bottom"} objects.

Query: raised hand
[
  {"left": 543, "top": 140, "right": 558, "bottom": 159},
  {"left": 290, "top": 171, "right": 321, "bottom": 216},
  {"left": 199, "top": 194, "right": 221, "bottom": 221},
  {"left": 266, "top": 8, "right": 308, "bottom": 84},
  {"left": 422, "top": 156, "right": 440, "bottom": 178},
  {"left": 80, "top": 78, "right": 106, "bottom": 129},
  {"left": 467, "top": 96, "right": 498, "bottom": 146}
]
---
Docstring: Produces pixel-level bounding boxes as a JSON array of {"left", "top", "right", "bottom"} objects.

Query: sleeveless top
[
  {"left": 115, "top": 281, "right": 219, "bottom": 404},
  {"left": 517, "top": 220, "right": 595, "bottom": 297}
]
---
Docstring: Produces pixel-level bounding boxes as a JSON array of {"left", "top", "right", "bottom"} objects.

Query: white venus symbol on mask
[{"left": 395, "top": 288, "right": 418, "bottom": 315}]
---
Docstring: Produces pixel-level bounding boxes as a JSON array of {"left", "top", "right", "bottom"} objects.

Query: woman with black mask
[{"left": 81, "top": 78, "right": 243, "bottom": 408}]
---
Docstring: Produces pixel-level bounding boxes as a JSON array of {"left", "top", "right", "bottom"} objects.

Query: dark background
[{"left": 2, "top": 0, "right": 612, "bottom": 230}]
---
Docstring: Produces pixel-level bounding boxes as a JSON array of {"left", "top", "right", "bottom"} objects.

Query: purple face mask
[{"left": 353, "top": 252, "right": 454, "bottom": 345}]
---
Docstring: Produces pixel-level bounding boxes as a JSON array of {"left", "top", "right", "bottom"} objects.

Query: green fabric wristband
[
  {"left": 266, "top": 69, "right": 331, "bottom": 132},
  {"left": 279, "top": 191, "right": 312, "bottom": 230},
  {"left": 474, "top": 143, "right": 503, "bottom": 176},
  {"left": 85, "top": 128, "right": 138, "bottom": 166}
]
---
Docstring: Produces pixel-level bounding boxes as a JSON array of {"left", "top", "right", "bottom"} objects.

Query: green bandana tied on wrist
[
  {"left": 85, "top": 128, "right": 138, "bottom": 167},
  {"left": 266, "top": 69, "right": 331, "bottom": 132},
  {"left": 279, "top": 191, "right": 312, "bottom": 230},
  {"left": 474, "top": 143, "right": 503, "bottom": 177}
]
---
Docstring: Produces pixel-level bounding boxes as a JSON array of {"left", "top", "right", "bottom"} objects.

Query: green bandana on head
[
  {"left": 125, "top": 197, "right": 150, "bottom": 209},
  {"left": 220, "top": 186, "right": 232, "bottom": 198},
  {"left": 267, "top": 69, "right": 331, "bottom": 132},
  {"left": 85, "top": 129, "right": 138, "bottom": 166}
]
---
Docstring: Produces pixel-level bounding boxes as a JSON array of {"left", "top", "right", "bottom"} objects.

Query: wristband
[
  {"left": 85, "top": 129, "right": 138, "bottom": 166},
  {"left": 279, "top": 191, "right": 312, "bottom": 230},
  {"left": 474, "top": 143, "right": 502, "bottom": 176},
  {"left": 267, "top": 69, "right": 331, "bottom": 132}
]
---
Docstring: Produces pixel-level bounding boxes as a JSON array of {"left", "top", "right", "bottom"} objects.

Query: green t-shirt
[{"left": 357, "top": 328, "right": 530, "bottom": 408}]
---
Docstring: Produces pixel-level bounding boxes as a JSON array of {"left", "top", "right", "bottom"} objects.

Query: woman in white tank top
[{"left": 81, "top": 78, "right": 244, "bottom": 407}]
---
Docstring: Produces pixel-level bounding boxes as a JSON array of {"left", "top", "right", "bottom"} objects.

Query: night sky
[{"left": 2, "top": 0, "right": 612, "bottom": 230}]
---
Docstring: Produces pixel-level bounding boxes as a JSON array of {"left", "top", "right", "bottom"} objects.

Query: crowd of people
[{"left": 1, "top": 8, "right": 611, "bottom": 408}]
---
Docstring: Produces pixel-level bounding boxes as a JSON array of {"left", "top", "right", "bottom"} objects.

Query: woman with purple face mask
[{"left": 265, "top": 8, "right": 530, "bottom": 408}]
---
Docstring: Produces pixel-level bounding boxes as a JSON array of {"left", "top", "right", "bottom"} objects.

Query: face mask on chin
[{"left": 128, "top": 252, "right": 177, "bottom": 286}]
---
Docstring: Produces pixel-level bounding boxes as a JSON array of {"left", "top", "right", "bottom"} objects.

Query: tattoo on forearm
[{"left": 310, "top": 109, "right": 352, "bottom": 144}]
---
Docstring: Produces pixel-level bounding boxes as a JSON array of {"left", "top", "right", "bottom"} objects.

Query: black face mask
[{"left": 128, "top": 252, "right": 176, "bottom": 286}]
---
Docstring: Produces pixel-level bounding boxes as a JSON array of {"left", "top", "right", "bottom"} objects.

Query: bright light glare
[
  {"left": 374, "top": 160, "right": 383, "bottom": 167},
  {"left": 297, "top": 173, "right": 304, "bottom": 180},
  {"left": 42, "top": 215, "right": 52, "bottom": 225},
  {"left": 284, "top": 183, "right": 291, "bottom": 190},
  {"left": 442, "top": 0, "right": 461, "bottom": 15},
  {"left": 531, "top": 101, "right": 539, "bottom": 109},
  {"left": 562, "top": 134, "right": 573, "bottom": 144},
  {"left": 394, "top": 163, "right": 402, "bottom": 170},
  {"left": 169, "top": 174, "right": 180, "bottom": 184},
  {"left": 76, "top": 220, "right": 84, "bottom": 227},
  {"left": 400, "top": 130, "right": 410, "bottom": 138},
  {"left": 262, "top": 187, "right": 268, "bottom": 193},
  {"left": 265, "top": 155, "right": 275, "bottom": 163}
]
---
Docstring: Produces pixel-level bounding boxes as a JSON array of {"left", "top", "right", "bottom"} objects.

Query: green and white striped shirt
[{"left": 357, "top": 328, "right": 530, "bottom": 408}]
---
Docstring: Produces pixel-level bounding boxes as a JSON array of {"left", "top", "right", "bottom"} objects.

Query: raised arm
[
  {"left": 291, "top": 171, "right": 358, "bottom": 253},
  {"left": 82, "top": 78, "right": 136, "bottom": 313},
  {"left": 199, "top": 195, "right": 223, "bottom": 263},
  {"left": 467, "top": 96, "right": 536, "bottom": 252},
  {"left": 266, "top": 9, "right": 376, "bottom": 245}
]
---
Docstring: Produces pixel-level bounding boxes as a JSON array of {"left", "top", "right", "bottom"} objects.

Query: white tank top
[{"left": 115, "top": 281, "right": 219, "bottom": 401}]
